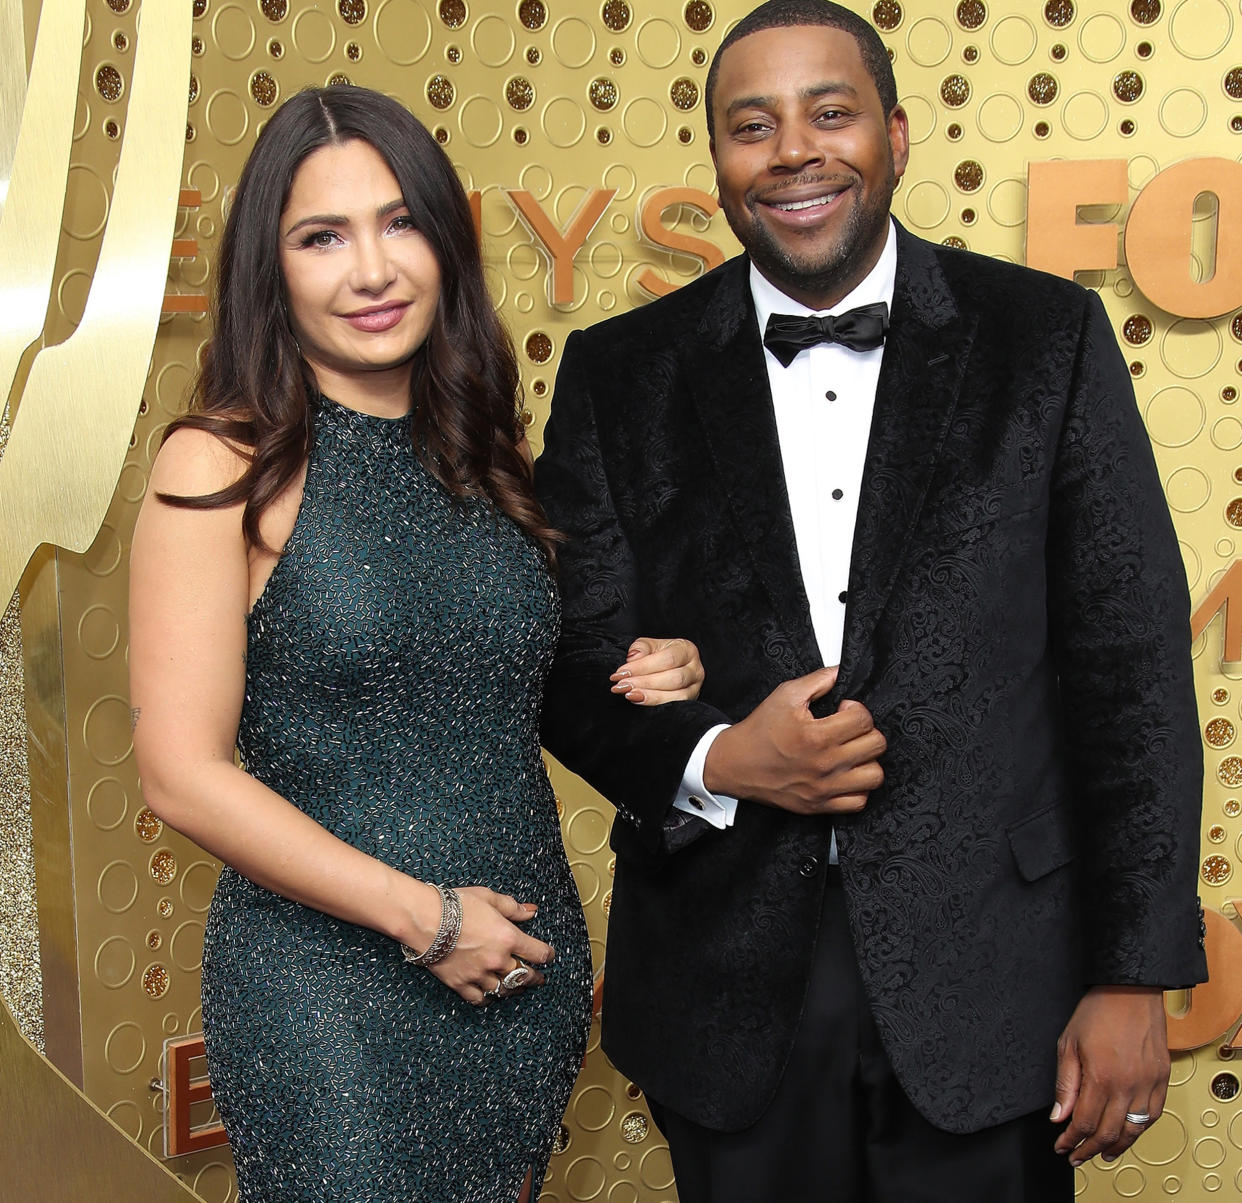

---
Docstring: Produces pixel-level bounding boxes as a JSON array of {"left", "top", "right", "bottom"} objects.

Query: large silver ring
[
  {"left": 501, "top": 964, "right": 532, "bottom": 992},
  {"left": 1125, "top": 1111, "right": 1152, "bottom": 1126}
]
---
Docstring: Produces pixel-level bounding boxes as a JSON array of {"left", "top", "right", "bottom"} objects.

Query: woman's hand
[
  {"left": 425, "top": 887, "right": 554, "bottom": 1005},
  {"left": 609, "top": 637, "right": 704, "bottom": 705}
]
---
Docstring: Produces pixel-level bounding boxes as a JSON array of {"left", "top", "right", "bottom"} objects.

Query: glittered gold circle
[
  {"left": 427, "top": 74, "right": 455, "bottom": 109},
  {"left": 684, "top": 2, "right": 713, "bottom": 33},
  {"left": 1219, "top": 756, "right": 1242, "bottom": 786},
  {"left": 1028, "top": 72, "right": 1059, "bottom": 104},
  {"left": 439, "top": 0, "right": 466, "bottom": 28},
  {"left": 513, "top": 126, "right": 528, "bottom": 144},
  {"left": 249, "top": 70, "right": 278, "bottom": 106},
  {"left": 1215, "top": 688, "right": 1231, "bottom": 703},
  {"left": 678, "top": 126, "right": 693, "bottom": 143},
  {"left": 963, "top": 46, "right": 979, "bottom": 63},
  {"left": 1130, "top": 0, "right": 1161, "bottom": 24},
  {"left": 147, "top": 930, "right": 162, "bottom": 950},
  {"left": 114, "top": 31, "right": 128, "bottom": 51},
  {"left": 1203, "top": 854, "right": 1233, "bottom": 885},
  {"left": 260, "top": 0, "right": 287, "bottom": 20},
  {"left": 1225, "top": 387, "right": 1239, "bottom": 402},
  {"left": 1233, "top": 115, "right": 1242, "bottom": 133},
  {"left": 1136, "top": 41, "right": 1153, "bottom": 57},
  {"left": 1232, "top": 314, "right": 1242, "bottom": 342},
  {"left": 434, "top": 126, "right": 449, "bottom": 143},
  {"left": 269, "top": 39, "right": 283, "bottom": 57},
  {"left": 940, "top": 74, "right": 971, "bottom": 106},
  {"left": 328, "top": 72, "right": 351, "bottom": 86},
  {"left": 337, "top": 0, "right": 365, "bottom": 24},
  {"left": 602, "top": 889, "right": 613, "bottom": 915},
  {"left": 1044, "top": 0, "right": 1075, "bottom": 27},
  {"left": 961, "top": 207, "right": 976, "bottom": 224},
  {"left": 1034, "top": 120, "right": 1051, "bottom": 136},
  {"left": 188, "top": 74, "right": 199, "bottom": 103},
  {"left": 107, "top": 0, "right": 131, "bottom": 10},
  {"left": 620, "top": 1112, "right": 649, "bottom": 1143},
  {"left": 134, "top": 808, "right": 163, "bottom": 843},
  {"left": 525, "top": 332, "right": 553, "bottom": 363},
  {"left": 956, "top": 0, "right": 986, "bottom": 29},
  {"left": 1209, "top": 824, "right": 1227, "bottom": 843},
  {"left": 1119, "top": 118, "right": 1135, "bottom": 135},
  {"left": 143, "top": 964, "right": 170, "bottom": 999},
  {"left": 1129, "top": 361, "right": 1144, "bottom": 377},
  {"left": 670, "top": 77, "right": 699, "bottom": 110},
  {"left": 602, "top": 0, "right": 632, "bottom": 32},
  {"left": 506, "top": 78, "right": 535, "bottom": 111},
  {"left": 607, "top": 48, "right": 624, "bottom": 66},
  {"left": 954, "top": 160, "right": 984, "bottom": 190},
  {"left": 1051, "top": 43, "right": 1066, "bottom": 60},
  {"left": 518, "top": 0, "right": 547, "bottom": 31},
  {"left": 692, "top": 47, "right": 707, "bottom": 65},
  {"left": 191, "top": 35, "right": 204, "bottom": 54},
  {"left": 157, "top": 898, "right": 174, "bottom": 919},
  {"left": 1227, "top": 498, "right": 1242, "bottom": 527},
  {"left": 1211, "top": 1072, "right": 1240, "bottom": 1101},
  {"left": 1225, "top": 68, "right": 1242, "bottom": 100},
  {"left": 942, "top": 235, "right": 968, "bottom": 248},
  {"left": 532, "top": 380, "right": 547, "bottom": 396},
  {"left": 1207, "top": 718, "right": 1236, "bottom": 747},
  {"left": 347, "top": 41, "right": 362, "bottom": 61},
  {"left": 95, "top": 64, "right": 123, "bottom": 102},
  {"left": 947, "top": 122, "right": 963, "bottom": 139},
  {"left": 1123, "top": 314, "right": 1153, "bottom": 344},
  {"left": 872, "top": 0, "right": 902, "bottom": 30},
  {"left": 192, "top": 0, "right": 206, "bottom": 16},
  {"left": 590, "top": 77, "right": 618, "bottom": 110},
  {"left": 596, "top": 126, "right": 613, "bottom": 143},
  {"left": 104, "top": 119, "right": 120, "bottom": 139},
  {"left": 150, "top": 849, "right": 178, "bottom": 886},
  {"left": 552, "top": 1123, "right": 571, "bottom": 1154},
  {"left": 1113, "top": 69, "right": 1143, "bottom": 102}
]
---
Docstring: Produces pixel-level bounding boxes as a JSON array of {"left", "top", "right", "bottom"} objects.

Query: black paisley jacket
[{"left": 535, "top": 224, "right": 1208, "bottom": 1136}]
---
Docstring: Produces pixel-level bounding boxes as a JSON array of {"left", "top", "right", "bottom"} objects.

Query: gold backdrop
[{"left": 4, "top": 0, "right": 1242, "bottom": 1199}]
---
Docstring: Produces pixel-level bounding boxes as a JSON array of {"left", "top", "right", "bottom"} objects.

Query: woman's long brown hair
[{"left": 161, "top": 85, "right": 559, "bottom": 561}]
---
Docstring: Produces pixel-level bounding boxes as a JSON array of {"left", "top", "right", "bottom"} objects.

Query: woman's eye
[{"left": 300, "top": 229, "right": 339, "bottom": 248}]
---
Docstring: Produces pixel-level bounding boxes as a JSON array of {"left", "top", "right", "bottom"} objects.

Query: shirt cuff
[{"left": 672, "top": 724, "right": 738, "bottom": 831}]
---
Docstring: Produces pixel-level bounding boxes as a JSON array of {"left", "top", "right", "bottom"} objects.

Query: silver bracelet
[{"left": 400, "top": 884, "right": 462, "bottom": 967}]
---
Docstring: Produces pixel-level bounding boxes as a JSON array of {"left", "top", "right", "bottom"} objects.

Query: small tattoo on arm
[{"left": 130, "top": 707, "right": 141, "bottom": 732}]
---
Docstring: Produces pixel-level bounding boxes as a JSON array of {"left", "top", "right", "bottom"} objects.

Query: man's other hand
[{"left": 702, "top": 665, "right": 885, "bottom": 814}]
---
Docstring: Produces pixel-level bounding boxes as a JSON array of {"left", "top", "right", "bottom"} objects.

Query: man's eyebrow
[{"left": 724, "top": 81, "right": 860, "bottom": 119}]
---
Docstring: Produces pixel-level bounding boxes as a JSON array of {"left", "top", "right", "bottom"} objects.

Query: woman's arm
[{"left": 129, "top": 428, "right": 552, "bottom": 1002}]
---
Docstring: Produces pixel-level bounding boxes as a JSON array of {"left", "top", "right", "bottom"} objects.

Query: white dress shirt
[{"left": 673, "top": 221, "right": 898, "bottom": 843}]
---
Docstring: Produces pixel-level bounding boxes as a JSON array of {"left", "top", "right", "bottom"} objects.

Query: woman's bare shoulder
[{"left": 148, "top": 425, "right": 251, "bottom": 499}]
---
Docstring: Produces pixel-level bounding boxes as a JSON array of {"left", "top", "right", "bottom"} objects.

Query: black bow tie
[{"left": 762, "top": 302, "right": 889, "bottom": 367}]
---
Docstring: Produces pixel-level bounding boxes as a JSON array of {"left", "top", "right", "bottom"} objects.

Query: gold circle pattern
[
  {"left": 1206, "top": 718, "right": 1236, "bottom": 747},
  {"left": 518, "top": 0, "right": 547, "bottom": 31},
  {"left": 1028, "top": 72, "right": 1059, "bottom": 104},
  {"left": 670, "top": 78, "right": 699, "bottom": 110},
  {"left": 1113, "top": 69, "right": 1143, "bottom": 102},
  {"left": 1225, "top": 68, "right": 1242, "bottom": 100},
  {"left": 602, "top": 1, "right": 632, "bottom": 33},
  {"left": 427, "top": 74, "right": 455, "bottom": 109},
  {"left": 439, "top": 0, "right": 466, "bottom": 29},
  {"left": 337, "top": 0, "right": 366, "bottom": 24},
  {"left": 1227, "top": 499, "right": 1242, "bottom": 527},
  {"left": 1202, "top": 854, "right": 1232, "bottom": 884},
  {"left": 957, "top": 0, "right": 986, "bottom": 30},
  {"left": 260, "top": 0, "right": 287, "bottom": 20},
  {"left": 134, "top": 809, "right": 163, "bottom": 843},
  {"left": 1044, "top": 0, "right": 1075, "bottom": 26},
  {"left": 1130, "top": 0, "right": 1161, "bottom": 23},
  {"left": 1218, "top": 756, "right": 1242, "bottom": 785},
  {"left": 590, "top": 78, "right": 618, "bottom": 110},
  {"left": 249, "top": 71, "right": 278, "bottom": 106},
  {"left": 1124, "top": 315, "right": 1153, "bottom": 344},
  {"left": 507, "top": 77, "right": 534, "bottom": 110},
  {"left": 683, "top": 1, "right": 713, "bottom": 33},
  {"left": 142, "top": 964, "right": 170, "bottom": 999},
  {"left": 954, "top": 160, "right": 984, "bottom": 190},
  {"left": 941, "top": 74, "right": 971, "bottom": 105},
  {"left": 149, "top": 850, "right": 178, "bottom": 886},
  {"left": 525, "top": 332, "right": 553, "bottom": 363},
  {"left": 95, "top": 64, "right": 123, "bottom": 102},
  {"left": 873, "top": 1, "right": 903, "bottom": 30}
]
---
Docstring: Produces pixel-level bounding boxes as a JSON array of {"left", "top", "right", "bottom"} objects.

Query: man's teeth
[{"left": 772, "top": 195, "right": 835, "bottom": 211}]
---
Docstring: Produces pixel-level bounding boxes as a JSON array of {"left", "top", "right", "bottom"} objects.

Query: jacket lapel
[
  {"left": 683, "top": 258, "right": 823, "bottom": 677},
  {"left": 837, "top": 227, "right": 976, "bottom": 696}
]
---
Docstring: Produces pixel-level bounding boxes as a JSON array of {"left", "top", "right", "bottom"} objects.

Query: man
[{"left": 535, "top": 2, "right": 1208, "bottom": 1198}]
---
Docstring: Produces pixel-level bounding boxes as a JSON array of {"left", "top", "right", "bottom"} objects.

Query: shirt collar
[{"left": 750, "top": 218, "right": 898, "bottom": 332}]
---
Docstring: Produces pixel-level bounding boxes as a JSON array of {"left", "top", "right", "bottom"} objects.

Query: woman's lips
[{"left": 343, "top": 303, "right": 409, "bottom": 332}]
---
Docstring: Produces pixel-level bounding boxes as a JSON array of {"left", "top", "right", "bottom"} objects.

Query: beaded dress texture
[{"left": 200, "top": 397, "right": 592, "bottom": 1202}]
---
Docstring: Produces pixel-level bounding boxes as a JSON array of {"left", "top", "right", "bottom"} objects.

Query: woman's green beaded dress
[{"left": 200, "top": 397, "right": 592, "bottom": 1202}]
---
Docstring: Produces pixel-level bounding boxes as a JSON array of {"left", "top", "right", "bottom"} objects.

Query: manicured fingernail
[
  {"left": 1049, "top": 1103, "right": 1062, "bottom": 1122},
  {"left": 612, "top": 682, "right": 634, "bottom": 694},
  {"left": 1102, "top": 1155, "right": 1118, "bottom": 1164},
  {"left": 627, "top": 647, "right": 642, "bottom": 659},
  {"left": 625, "top": 689, "right": 646, "bottom": 704}
]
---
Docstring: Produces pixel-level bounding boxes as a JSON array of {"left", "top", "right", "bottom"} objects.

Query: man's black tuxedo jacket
[{"left": 534, "top": 225, "right": 1208, "bottom": 1136}]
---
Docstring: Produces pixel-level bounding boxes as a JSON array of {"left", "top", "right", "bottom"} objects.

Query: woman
[{"left": 129, "top": 86, "right": 703, "bottom": 1203}]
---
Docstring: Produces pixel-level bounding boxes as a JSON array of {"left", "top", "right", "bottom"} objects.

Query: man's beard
[{"left": 724, "top": 167, "right": 895, "bottom": 304}]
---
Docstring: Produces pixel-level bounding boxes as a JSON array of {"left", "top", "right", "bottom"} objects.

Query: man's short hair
[{"left": 705, "top": 0, "right": 900, "bottom": 137}]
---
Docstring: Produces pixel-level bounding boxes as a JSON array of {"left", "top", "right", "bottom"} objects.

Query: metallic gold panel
[{"left": 7, "top": 1, "right": 1242, "bottom": 1200}]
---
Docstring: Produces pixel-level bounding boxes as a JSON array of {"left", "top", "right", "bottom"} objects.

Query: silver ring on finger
[
  {"left": 1124, "top": 1111, "right": 1152, "bottom": 1126},
  {"left": 501, "top": 964, "right": 532, "bottom": 992}
]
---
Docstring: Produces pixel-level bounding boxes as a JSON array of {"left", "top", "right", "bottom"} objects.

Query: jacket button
[{"left": 798, "top": 856, "right": 819, "bottom": 878}]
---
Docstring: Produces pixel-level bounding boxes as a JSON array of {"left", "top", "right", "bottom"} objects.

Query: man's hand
[
  {"left": 1051, "top": 985, "right": 1170, "bottom": 1166},
  {"left": 702, "top": 665, "right": 885, "bottom": 813}
]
